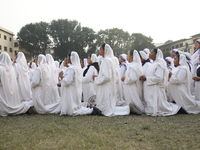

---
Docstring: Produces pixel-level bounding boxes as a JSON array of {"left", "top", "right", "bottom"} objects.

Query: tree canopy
[{"left": 17, "top": 19, "right": 156, "bottom": 60}]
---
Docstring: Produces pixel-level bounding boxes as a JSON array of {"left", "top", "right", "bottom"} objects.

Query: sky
[{"left": 1, "top": 0, "right": 198, "bottom": 44}]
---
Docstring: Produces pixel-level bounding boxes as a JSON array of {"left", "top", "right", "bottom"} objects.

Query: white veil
[{"left": 91, "top": 54, "right": 98, "bottom": 63}]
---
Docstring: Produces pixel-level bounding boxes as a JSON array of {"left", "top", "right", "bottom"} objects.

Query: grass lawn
[{"left": 0, "top": 113, "right": 200, "bottom": 150}]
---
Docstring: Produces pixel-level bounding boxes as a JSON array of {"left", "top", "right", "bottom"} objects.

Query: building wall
[
  {"left": 0, "top": 27, "right": 15, "bottom": 60},
  {"left": 157, "top": 33, "right": 200, "bottom": 55}
]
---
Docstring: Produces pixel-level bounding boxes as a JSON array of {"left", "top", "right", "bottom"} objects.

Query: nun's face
[
  {"left": 118, "top": 57, "right": 123, "bottom": 63},
  {"left": 99, "top": 46, "right": 105, "bottom": 57},
  {"left": 127, "top": 51, "right": 133, "bottom": 62},
  {"left": 171, "top": 52, "right": 176, "bottom": 58},
  {"left": 195, "top": 42, "right": 200, "bottom": 49},
  {"left": 87, "top": 56, "right": 92, "bottom": 65},
  {"left": 174, "top": 56, "right": 180, "bottom": 66},
  {"left": 149, "top": 50, "right": 156, "bottom": 61},
  {"left": 66, "top": 55, "right": 71, "bottom": 64}
]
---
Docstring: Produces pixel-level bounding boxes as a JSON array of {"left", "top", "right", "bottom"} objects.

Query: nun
[
  {"left": 14, "top": 52, "right": 32, "bottom": 102},
  {"left": 59, "top": 51, "right": 93, "bottom": 116},
  {"left": 123, "top": 50, "right": 145, "bottom": 113},
  {"left": 31, "top": 54, "right": 60, "bottom": 114},
  {"left": 82, "top": 54, "right": 99, "bottom": 107},
  {"left": 140, "top": 49, "right": 181, "bottom": 116},
  {"left": 93, "top": 44, "right": 130, "bottom": 116},
  {"left": 169, "top": 53, "right": 200, "bottom": 114},
  {"left": 164, "top": 57, "right": 173, "bottom": 72}
]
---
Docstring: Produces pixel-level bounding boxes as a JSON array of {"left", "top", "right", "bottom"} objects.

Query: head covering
[
  {"left": 133, "top": 50, "right": 143, "bottom": 75},
  {"left": 46, "top": 54, "right": 56, "bottom": 68},
  {"left": 31, "top": 62, "right": 37, "bottom": 70},
  {"left": 139, "top": 51, "right": 149, "bottom": 60},
  {"left": 184, "top": 52, "right": 191, "bottom": 60},
  {"left": 54, "top": 61, "right": 59, "bottom": 68},
  {"left": 83, "top": 58, "right": 88, "bottom": 68},
  {"left": 143, "top": 48, "right": 150, "bottom": 55},
  {"left": 16, "top": 52, "right": 29, "bottom": 72},
  {"left": 0, "top": 52, "right": 21, "bottom": 106},
  {"left": 171, "top": 49, "right": 178, "bottom": 53},
  {"left": 195, "top": 39, "right": 200, "bottom": 44},
  {"left": 119, "top": 54, "right": 127, "bottom": 62},
  {"left": 155, "top": 49, "right": 169, "bottom": 87},
  {"left": 91, "top": 54, "right": 98, "bottom": 63},
  {"left": 69, "top": 51, "right": 82, "bottom": 109},
  {"left": 165, "top": 57, "right": 173, "bottom": 64},
  {"left": 179, "top": 54, "right": 191, "bottom": 92},
  {"left": 104, "top": 44, "right": 115, "bottom": 58}
]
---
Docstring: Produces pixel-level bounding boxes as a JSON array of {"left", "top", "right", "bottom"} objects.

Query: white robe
[
  {"left": 0, "top": 64, "right": 33, "bottom": 116},
  {"left": 14, "top": 63, "right": 32, "bottom": 101},
  {"left": 124, "top": 62, "right": 144, "bottom": 112},
  {"left": 82, "top": 66, "right": 98, "bottom": 106},
  {"left": 60, "top": 66, "right": 93, "bottom": 116},
  {"left": 169, "top": 66, "right": 200, "bottom": 114},
  {"left": 95, "top": 58, "right": 129, "bottom": 116},
  {"left": 143, "top": 61, "right": 181, "bottom": 116},
  {"left": 32, "top": 66, "right": 60, "bottom": 114}
]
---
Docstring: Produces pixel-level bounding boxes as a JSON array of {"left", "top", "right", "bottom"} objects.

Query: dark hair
[
  {"left": 89, "top": 54, "right": 92, "bottom": 58},
  {"left": 175, "top": 51, "right": 180, "bottom": 59},
  {"left": 153, "top": 48, "right": 158, "bottom": 54},
  {"left": 67, "top": 51, "right": 72, "bottom": 57},
  {"left": 129, "top": 50, "right": 134, "bottom": 56},
  {"left": 101, "top": 43, "right": 106, "bottom": 50}
]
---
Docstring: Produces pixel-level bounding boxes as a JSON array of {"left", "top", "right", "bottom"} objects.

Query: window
[
  {"left": 0, "top": 45, "right": 1, "bottom": 50},
  {"left": 180, "top": 43, "right": 183, "bottom": 47},
  {"left": 0, "top": 34, "right": 1, "bottom": 38},
  {"left": 172, "top": 46, "right": 174, "bottom": 49},
  {"left": 4, "top": 46, "right": 7, "bottom": 51},
  {"left": 14, "top": 51, "right": 18, "bottom": 55},
  {"left": 176, "top": 45, "right": 179, "bottom": 48},
  {"left": 9, "top": 37, "right": 12, "bottom": 42},
  {"left": 14, "top": 42, "right": 18, "bottom": 47},
  {"left": 10, "top": 48, "right": 12, "bottom": 52},
  {"left": 4, "top": 35, "right": 7, "bottom": 40}
]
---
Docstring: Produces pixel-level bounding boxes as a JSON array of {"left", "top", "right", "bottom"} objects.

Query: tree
[
  {"left": 130, "top": 33, "right": 155, "bottom": 51},
  {"left": 164, "top": 40, "right": 173, "bottom": 44},
  {"left": 49, "top": 19, "right": 97, "bottom": 60},
  {"left": 96, "top": 28, "right": 131, "bottom": 56},
  {"left": 17, "top": 22, "right": 50, "bottom": 56}
]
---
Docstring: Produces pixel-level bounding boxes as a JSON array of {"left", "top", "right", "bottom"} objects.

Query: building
[
  {"left": 0, "top": 26, "right": 15, "bottom": 60},
  {"left": 0, "top": 26, "right": 32, "bottom": 62},
  {"left": 157, "top": 33, "right": 200, "bottom": 55}
]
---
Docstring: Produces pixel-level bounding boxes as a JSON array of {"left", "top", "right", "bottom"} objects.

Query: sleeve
[
  {"left": 170, "top": 68, "right": 186, "bottom": 84},
  {"left": 95, "top": 60, "right": 112, "bottom": 85},
  {"left": 62, "top": 69, "right": 75, "bottom": 86},
  {"left": 120, "top": 65, "right": 126, "bottom": 77},
  {"left": 146, "top": 65, "right": 163, "bottom": 85},
  {"left": 82, "top": 66, "right": 95, "bottom": 83},
  {"left": 124, "top": 67, "right": 137, "bottom": 84},
  {"left": 191, "top": 52, "right": 200, "bottom": 66},
  {"left": 31, "top": 68, "right": 41, "bottom": 88}
]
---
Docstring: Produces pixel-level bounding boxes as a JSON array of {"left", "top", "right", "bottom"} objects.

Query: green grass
[{"left": 0, "top": 114, "right": 200, "bottom": 150}]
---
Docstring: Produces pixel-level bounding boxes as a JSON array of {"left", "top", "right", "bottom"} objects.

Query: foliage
[
  {"left": 130, "top": 33, "right": 155, "bottom": 51},
  {"left": 96, "top": 28, "right": 131, "bottom": 56},
  {"left": 17, "top": 22, "right": 51, "bottom": 56},
  {"left": 164, "top": 40, "right": 173, "bottom": 44}
]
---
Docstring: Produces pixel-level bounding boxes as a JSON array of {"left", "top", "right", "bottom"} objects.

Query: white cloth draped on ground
[
  {"left": 82, "top": 54, "right": 98, "bottom": 106},
  {"left": 14, "top": 52, "right": 32, "bottom": 101},
  {"left": 0, "top": 52, "right": 33, "bottom": 116},
  {"left": 31, "top": 54, "right": 60, "bottom": 114},
  {"left": 143, "top": 49, "right": 181, "bottom": 116},
  {"left": 124, "top": 50, "right": 144, "bottom": 112},
  {"left": 168, "top": 54, "right": 200, "bottom": 114},
  {"left": 95, "top": 44, "right": 129, "bottom": 116},
  {"left": 60, "top": 51, "right": 92, "bottom": 116}
]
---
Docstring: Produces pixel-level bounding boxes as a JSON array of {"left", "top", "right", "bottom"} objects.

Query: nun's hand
[
  {"left": 139, "top": 75, "right": 146, "bottom": 81},
  {"left": 193, "top": 76, "right": 200, "bottom": 81},
  {"left": 57, "top": 83, "right": 61, "bottom": 87},
  {"left": 169, "top": 72, "right": 172, "bottom": 78},
  {"left": 59, "top": 71, "right": 64, "bottom": 79},
  {"left": 121, "top": 76, "right": 125, "bottom": 82},
  {"left": 92, "top": 75, "right": 97, "bottom": 80}
]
